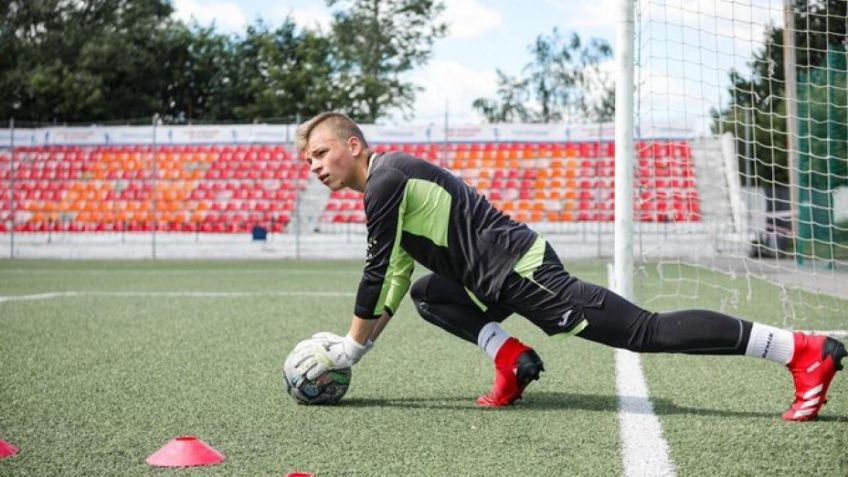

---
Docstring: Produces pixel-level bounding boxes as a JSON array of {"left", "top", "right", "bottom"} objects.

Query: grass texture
[{"left": 0, "top": 259, "right": 845, "bottom": 476}]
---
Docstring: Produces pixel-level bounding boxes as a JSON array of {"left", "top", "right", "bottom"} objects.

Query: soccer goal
[{"left": 619, "top": 0, "right": 847, "bottom": 334}]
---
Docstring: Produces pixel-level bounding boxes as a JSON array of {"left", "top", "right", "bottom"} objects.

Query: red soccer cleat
[
  {"left": 477, "top": 338, "right": 544, "bottom": 407},
  {"left": 782, "top": 333, "right": 846, "bottom": 421}
]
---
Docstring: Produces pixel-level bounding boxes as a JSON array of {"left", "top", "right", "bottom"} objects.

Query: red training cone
[
  {"left": 0, "top": 439, "right": 18, "bottom": 459},
  {"left": 146, "top": 436, "right": 224, "bottom": 467},
  {"left": 285, "top": 473, "right": 315, "bottom": 477}
]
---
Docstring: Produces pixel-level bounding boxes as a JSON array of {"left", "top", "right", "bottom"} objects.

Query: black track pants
[{"left": 410, "top": 246, "right": 752, "bottom": 355}]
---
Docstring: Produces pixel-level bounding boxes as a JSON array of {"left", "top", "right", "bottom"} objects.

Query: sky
[
  {"left": 171, "top": 0, "right": 785, "bottom": 131},
  {"left": 172, "top": 0, "right": 620, "bottom": 125}
]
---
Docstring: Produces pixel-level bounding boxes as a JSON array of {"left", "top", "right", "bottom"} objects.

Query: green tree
[
  {"left": 230, "top": 19, "right": 346, "bottom": 121},
  {"left": 76, "top": 0, "right": 183, "bottom": 121},
  {"left": 472, "top": 71, "right": 531, "bottom": 123},
  {"left": 1, "top": 0, "right": 448, "bottom": 124},
  {"left": 0, "top": 0, "right": 183, "bottom": 123},
  {"left": 474, "top": 29, "right": 614, "bottom": 124},
  {"left": 327, "top": 0, "right": 447, "bottom": 122},
  {"left": 160, "top": 24, "right": 240, "bottom": 123}
]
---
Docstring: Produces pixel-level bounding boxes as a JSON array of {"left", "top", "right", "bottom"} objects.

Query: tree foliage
[
  {"left": 474, "top": 29, "right": 614, "bottom": 124},
  {"left": 226, "top": 20, "right": 345, "bottom": 121},
  {"left": 327, "top": 0, "right": 447, "bottom": 122},
  {"left": 471, "top": 71, "right": 531, "bottom": 123},
  {"left": 0, "top": 0, "right": 447, "bottom": 124},
  {"left": 0, "top": 0, "right": 183, "bottom": 123}
]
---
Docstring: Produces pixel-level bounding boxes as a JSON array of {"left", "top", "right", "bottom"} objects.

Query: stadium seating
[
  {"left": 319, "top": 141, "right": 700, "bottom": 225},
  {"left": 0, "top": 144, "right": 306, "bottom": 233},
  {"left": 321, "top": 189, "right": 366, "bottom": 224},
  {"left": 0, "top": 140, "right": 700, "bottom": 233}
]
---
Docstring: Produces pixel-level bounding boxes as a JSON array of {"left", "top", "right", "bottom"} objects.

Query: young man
[{"left": 293, "top": 111, "right": 846, "bottom": 421}]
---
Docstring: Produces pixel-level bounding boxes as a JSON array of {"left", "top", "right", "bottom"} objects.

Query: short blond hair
[{"left": 296, "top": 112, "right": 369, "bottom": 152}]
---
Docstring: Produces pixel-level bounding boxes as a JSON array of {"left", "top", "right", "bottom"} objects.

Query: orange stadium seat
[{"left": 2, "top": 141, "right": 702, "bottom": 231}]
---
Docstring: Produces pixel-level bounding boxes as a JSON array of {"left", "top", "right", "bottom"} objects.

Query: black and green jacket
[{"left": 355, "top": 152, "right": 538, "bottom": 319}]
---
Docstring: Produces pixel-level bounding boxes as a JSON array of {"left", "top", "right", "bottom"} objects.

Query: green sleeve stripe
[
  {"left": 513, "top": 235, "right": 547, "bottom": 278},
  {"left": 384, "top": 249, "right": 414, "bottom": 314},
  {"left": 465, "top": 288, "right": 488, "bottom": 312},
  {"left": 374, "top": 188, "right": 409, "bottom": 316}
]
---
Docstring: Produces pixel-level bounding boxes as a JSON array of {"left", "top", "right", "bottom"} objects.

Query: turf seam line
[
  {"left": 0, "top": 291, "right": 355, "bottom": 302},
  {"left": 616, "top": 349, "right": 676, "bottom": 477}
]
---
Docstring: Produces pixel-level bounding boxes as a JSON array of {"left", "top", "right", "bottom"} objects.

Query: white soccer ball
[{"left": 283, "top": 340, "right": 351, "bottom": 405}]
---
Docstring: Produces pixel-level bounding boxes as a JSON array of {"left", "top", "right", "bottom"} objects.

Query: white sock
[
  {"left": 478, "top": 322, "right": 510, "bottom": 360},
  {"left": 744, "top": 323, "right": 795, "bottom": 364}
]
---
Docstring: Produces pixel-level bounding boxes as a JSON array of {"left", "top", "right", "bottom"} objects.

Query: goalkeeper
[{"left": 293, "top": 112, "right": 845, "bottom": 421}]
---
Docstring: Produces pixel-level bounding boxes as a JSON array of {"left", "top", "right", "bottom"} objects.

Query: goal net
[{"left": 632, "top": 0, "right": 847, "bottom": 333}]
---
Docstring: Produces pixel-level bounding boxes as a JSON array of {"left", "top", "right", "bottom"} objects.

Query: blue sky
[{"left": 172, "top": 0, "right": 783, "bottom": 131}]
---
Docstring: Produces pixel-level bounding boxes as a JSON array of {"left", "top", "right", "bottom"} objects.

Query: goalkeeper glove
[
  {"left": 311, "top": 331, "right": 374, "bottom": 351},
  {"left": 296, "top": 333, "right": 370, "bottom": 380}
]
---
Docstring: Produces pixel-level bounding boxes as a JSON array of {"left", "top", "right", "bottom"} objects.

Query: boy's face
[{"left": 304, "top": 123, "right": 363, "bottom": 191}]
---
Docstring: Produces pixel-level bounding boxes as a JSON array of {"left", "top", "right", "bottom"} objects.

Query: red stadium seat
[{"left": 5, "top": 141, "right": 700, "bottom": 232}]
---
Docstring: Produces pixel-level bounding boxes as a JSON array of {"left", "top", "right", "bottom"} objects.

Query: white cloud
[
  {"left": 404, "top": 60, "right": 499, "bottom": 125},
  {"left": 274, "top": 6, "right": 333, "bottom": 32},
  {"left": 631, "top": 0, "right": 788, "bottom": 134},
  {"left": 443, "top": 0, "right": 502, "bottom": 39},
  {"left": 548, "top": 0, "right": 781, "bottom": 49},
  {"left": 639, "top": 0, "right": 782, "bottom": 53},
  {"left": 172, "top": 0, "right": 248, "bottom": 32},
  {"left": 541, "top": 0, "right": 618, "bottom": 31}
]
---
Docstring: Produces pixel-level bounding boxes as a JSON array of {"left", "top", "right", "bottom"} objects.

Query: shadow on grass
[{"left": 339, "top": 391, "right": 848, "bottom": 422}]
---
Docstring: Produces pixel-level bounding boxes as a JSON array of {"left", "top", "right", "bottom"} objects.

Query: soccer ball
[{"left": 283, "top": 340, "right": 351, "bottom": 405}]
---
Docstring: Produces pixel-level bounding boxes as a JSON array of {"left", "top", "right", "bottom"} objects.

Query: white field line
[
  {"left": 0, "top": 290, "right": 355, "bottom": 303},
  {"left": 608, "top": 262, "right": 676, "bottom": 476},
  {"left": 0, "top": 268, "right": 360, "bottom": 275},
  {"left": 616, "top": 349, "right": 676, "bottom": 477},
  {"left": 0, "top": 292, "right": 81, "bottom": 302}
]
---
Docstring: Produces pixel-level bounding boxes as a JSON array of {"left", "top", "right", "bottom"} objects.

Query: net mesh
[{"left": 634, "top": 0, "right": 847, "bottom": 332}]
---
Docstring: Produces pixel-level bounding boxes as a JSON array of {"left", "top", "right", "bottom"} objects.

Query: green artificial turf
[
  {"left": 0, "top": 259, "right": 845, "bottom": 476},
  {"left": 636, "top": 263, "right": 848, "bottom": 476}
]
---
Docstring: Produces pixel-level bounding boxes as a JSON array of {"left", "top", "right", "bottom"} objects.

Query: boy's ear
[{"left": 348, "top": 136, "right": 362, "bottom": 156}]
